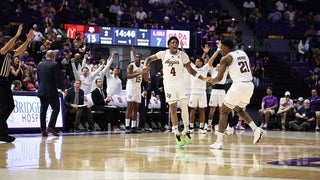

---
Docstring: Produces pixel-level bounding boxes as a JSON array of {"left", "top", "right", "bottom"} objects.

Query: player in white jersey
[
  {"left": 125, "top": 53, "right": 148, "bottom": 133},
  {"left": 208, "top": 63, "right": 228, "bottom": 130},
  {"left": 189, "top": 51, "right": 219, "bottom": 133},
  {"left": 205, "top": 39, "right": 263, "bottom": 149},
  {"left": 144, "top": 36, "right": 206, "bottom": 146}
]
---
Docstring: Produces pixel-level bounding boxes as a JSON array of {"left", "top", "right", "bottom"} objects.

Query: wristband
[{"left": 216, "top": 48, "right": 221, "bottom": 52}]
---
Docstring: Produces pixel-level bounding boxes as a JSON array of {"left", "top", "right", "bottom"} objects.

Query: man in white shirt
[{"left": 277, "top": 91, "right": 294, "bottom": 130}]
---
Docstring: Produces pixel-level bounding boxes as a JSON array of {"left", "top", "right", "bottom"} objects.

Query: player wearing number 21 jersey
[{"left": 205, "top": 39, "right": 264, "bottom": 150}]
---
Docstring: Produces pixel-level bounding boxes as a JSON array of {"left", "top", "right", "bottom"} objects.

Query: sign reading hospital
[{"left": 8, "top": 95, "right": 63, "bottom": 128}]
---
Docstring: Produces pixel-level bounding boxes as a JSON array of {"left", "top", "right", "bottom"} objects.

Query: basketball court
[{"left": 1, "top": 130, "right": 319, "bottom": 179}]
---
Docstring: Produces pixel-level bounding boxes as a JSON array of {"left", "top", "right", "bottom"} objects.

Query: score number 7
[{"left": 156, "top": 38, "right": 161, "bottom": 46}]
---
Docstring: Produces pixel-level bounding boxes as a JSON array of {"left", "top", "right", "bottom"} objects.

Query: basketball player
[
  {"left": 125, "top": 53, "right": 148, "bottom": 133},
  {"left": 205, "top": 39, "right": 263, "bottom": 149},
  {"left": 189, "top": 46, "right": 221, "bottom": 133},
  {"left": 144, "top": 36, "right": 206, "bottom": 146}
]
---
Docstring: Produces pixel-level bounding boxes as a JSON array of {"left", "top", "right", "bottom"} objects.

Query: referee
[{"left": 0, "top": 24, "right": 34, "bottom": 143}]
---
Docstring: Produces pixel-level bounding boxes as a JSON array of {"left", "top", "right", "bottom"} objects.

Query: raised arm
[
  {"left": 1, "top": 24, "right": 23, "bottom": 55},
  {"left": 207, "top": 41, "right": 222, "bottom": 67},
  {"left": 130, "top": 45, "right": 135, "bottom": 62},
  {"left": 13, "top": 29, "right": 34, "bottom": 57},
  {"left": 101, "top": 51, "right": 116, "bottom": 77},
  {"left": 71, "top": 58, "right": 81, "bottom": 80},
  {"left": 207, "top": 54, "right": 232, "bottom": 84}
]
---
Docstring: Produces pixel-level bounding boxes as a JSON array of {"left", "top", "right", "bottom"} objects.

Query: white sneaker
[
  {"left": 259, "top": 123, "right": 264, "bottom": 128},
  {"left": 253, "top": 127, "right": 263, "bottom": 144},
  {"left": 199, "top": 128, "right": 207, "bottom": 134},
  {"left": 225, "top": 126, "right": 234, "bottom": 135},
  {"left": 214, "top": 125, "right": 219, "bottom": 131},
  {"left": 189, "top": 128, "right": 194, "bottom": 134},
  {"left": 210, "top": 141, "right": 223, "bottom": 149},
  {"left": 204, "top": 123, "right": 208, "bottom": 130},
  {"left": 262, "top": 123, "right": 267, "bottom": 130}
]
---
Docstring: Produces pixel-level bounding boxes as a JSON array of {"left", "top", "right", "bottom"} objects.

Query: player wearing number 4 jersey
[
  {"left": 205, "top": 39, "right": 264, "bottom": 149},
  {"left": 144, "top": 36, "right": 205, "bottom": 146}
]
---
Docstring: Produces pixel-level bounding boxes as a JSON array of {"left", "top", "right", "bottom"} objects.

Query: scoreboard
[{"left": 64, "top": 24, "right": 190, "bottom": 48}]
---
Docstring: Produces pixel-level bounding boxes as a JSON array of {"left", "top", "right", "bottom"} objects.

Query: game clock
[{"left": 64, "top": 24, "right": 190, "bottom": 48}]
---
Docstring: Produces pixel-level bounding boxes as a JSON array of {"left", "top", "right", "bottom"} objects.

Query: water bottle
[{"left": 108, "top": 123, "right": 111, "bottom": 133}]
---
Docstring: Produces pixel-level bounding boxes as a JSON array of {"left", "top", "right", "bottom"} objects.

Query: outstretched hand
[{"left": 202, "top": 44, "right": 210, "bottom": 54}]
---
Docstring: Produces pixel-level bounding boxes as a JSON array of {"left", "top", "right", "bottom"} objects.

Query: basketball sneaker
[
  {"left": 175, "top": 134, "right": 184, "bottom": 147},
  {"left": 253, "top": 127, "right": 263, "bottom": 144},
  {"left": 182, "top": 131, "right": 193, "bottom": 144},
  {"left": 210, "top": 141, "right": 223, "bottom": 149}
]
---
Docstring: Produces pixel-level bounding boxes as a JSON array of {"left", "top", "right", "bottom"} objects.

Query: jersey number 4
[
  {"left": 170, "top": 67, "right": 176, "bottom": 76},
  {"left": 238, "top": 61, "right": 250, "bottom": 73}
]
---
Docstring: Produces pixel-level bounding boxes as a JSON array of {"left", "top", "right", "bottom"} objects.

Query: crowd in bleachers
[{"left": 1, "top": 0, "right": 242, "bottom": 133}]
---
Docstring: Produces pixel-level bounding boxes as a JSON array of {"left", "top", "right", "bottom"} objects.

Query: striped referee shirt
[{"left": 0, "top": 51, "right": 13, "bottom": 78}]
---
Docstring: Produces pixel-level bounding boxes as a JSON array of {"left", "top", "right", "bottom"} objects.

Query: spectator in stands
[
  {"left": 109, "top": 0, "right": 122, "bottom": 25},
  {"left": 20, "top": 51, "right": 35, "bottom": 67},
  {"left": 227, "top": 21, "right": 238, "bottom": 36},
  {"left": 51, "top": 34, "right": 64, "bottom": 51},
  {"left": 95, "top": 13, "right": 110, "bottom": 26},
  {"left": 294, "top": 97, "right": 304, "bottom": 113},
  {"left": 277, "top": 91, "right": 294, "bottom": 130},
  {"left": 275, "top": 0, "right": 287, "bottom": 14},
  {"left": 144, "top": 11, "right": 156, "bottom": 28},
  {"left": 314, "top": 12, "right": 320, "bottom": 23},
  {"left": 60, "top": 69, "right": 71, "bottom": 90},
  {"left": 250, "top": 51, "right": 264, "bottom": 70},
  {"left": 248, "top": 7, "right": 263, "bottom": 27},
  {"left": 11, "top": 80, "right": 23, "bottom": 92},
  {"left": 161, "top": 16, "right": 173, "bottom": 30},
  {"left": 72, "top": 32, "right": 83, "bottom": 53},
  {"left": 9, "top": 56, "right": 24, "bottom": 83},
  {"left": 194, "top": 8, "right": 204, "bottom": 24},
  {"left": 258, "top": 87, "right": 278, "bottom": 129},
  {"left": 215, "top": 19, "right": 226, "bottom": 35},
  {"left": 308, "top": 89, "right": 320, "bottom": 131},
  {"left": 234, "top": 31, "right": 244, "bottom": 50},
  {"left": 242, "top": 0, "right": 256, "bottom": 20},
  {"left": 298, "top": 37, "right": 310, "bottom": 62},
  {"left": 289, "top": 99, "right": 316, "bottom": 131},
  {"left": 267, "top": 8, "right": 282, "bottom": 23},
  {"left": 135, "top": 7, "right": 147, "bottom": 22},
  {"left": 22, "top": 76, "right": 36, "bottom": 91},
  {"left": 305, "top": 24, "right": 317, "bottom": 37},
  {"left": 284, "top": 5, "right": 296, "bottom": 27},
  {"left": 64, "top": 79, "right": 95, "bottom": 132},
  {"left": 288, "top": 38, "right": 298, "bottom": 61},
  {"left": 57, "top": 0, "right": 70, "bottom": 24},
  {"left": 252, "top": 63, "right": 264, "bottom": 88}
]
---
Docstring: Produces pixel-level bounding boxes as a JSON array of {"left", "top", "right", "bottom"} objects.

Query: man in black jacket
[
  {"left": 91, "top": 78, "right": 120, "bottom": 131},
  {"left": 64, "top": 79, "right": 94, "bottom": 132},
  {"left": 37, "top": 50, "right": 62, "bottom": 137}
]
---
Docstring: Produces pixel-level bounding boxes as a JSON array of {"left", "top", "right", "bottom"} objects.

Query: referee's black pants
[{"left": 0, "top": 78, "right": 15, "bottom": 136}]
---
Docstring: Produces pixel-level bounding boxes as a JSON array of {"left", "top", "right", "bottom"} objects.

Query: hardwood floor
[{"left": 0, "top": 130, "right": 319, "bottom": 179}]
